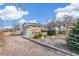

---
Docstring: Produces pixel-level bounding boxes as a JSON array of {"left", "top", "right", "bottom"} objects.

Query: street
[{"left": 0, "top": 36, "right": 63, "bottom": 56}]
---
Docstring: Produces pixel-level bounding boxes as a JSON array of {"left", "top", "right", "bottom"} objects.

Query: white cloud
[
  {"left": 48, "top": 19, "right": 52, "bottom": 23},
  {"left": 3, "top": 26, "right": 12, "bottom": 29},
  {"left": 56, "top": 12, "right": 69, "bottom": 18},
  {"left": 18, "top": 19, "right": 27, "bottom": 24},
  {"left": 54, "top": 3, "right": 77, "bottom": 12},
  {"left": 55, "top": 3, "right": 79, "bottom": 21},
  {"left": 18, "top": 19, "right": 37, "bottom": 25},
  {"left": 0, "top": 6, "right": 29, "bottom": 20},
  {"left": 29, "top": 19, "right": 37, "bottom": 23}
]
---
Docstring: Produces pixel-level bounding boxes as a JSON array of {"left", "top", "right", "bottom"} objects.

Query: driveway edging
[{"left": 22, "top": 36, "right": 78, "bottom": 56}]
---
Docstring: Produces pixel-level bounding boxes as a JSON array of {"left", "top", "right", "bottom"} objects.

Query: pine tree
[{"left": 66, "top": 19, "right": 79, "bottom": 53}]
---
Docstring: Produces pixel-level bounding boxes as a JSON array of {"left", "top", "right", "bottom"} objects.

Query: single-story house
[{"left": 22, "top": 23, "right": 47, "bottom": 38}]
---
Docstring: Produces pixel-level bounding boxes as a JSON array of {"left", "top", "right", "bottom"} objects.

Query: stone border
[{"left": 22, "top": 36, "right": 78, "bottom": 56}]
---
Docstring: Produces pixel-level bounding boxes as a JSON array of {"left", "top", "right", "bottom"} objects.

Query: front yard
[{"left": 29, "top": 34, "right": 78, "bottom": 55}]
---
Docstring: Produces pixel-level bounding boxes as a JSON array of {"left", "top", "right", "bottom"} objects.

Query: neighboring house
[
  {"left": 47, "top": 19, "right": 75, "bottom": 34},
  {"left": 22, "top": 23, "right": 47, "bottom": 38},
  {"left": 47, "top": 22, "right": 61, "bottom": 34}
]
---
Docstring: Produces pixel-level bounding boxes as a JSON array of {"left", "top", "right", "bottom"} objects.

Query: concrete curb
[{"left": 22, "top": 36, "right": 78, "bottom": 56}]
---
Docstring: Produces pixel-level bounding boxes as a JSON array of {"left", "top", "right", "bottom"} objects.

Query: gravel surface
[
  {"left": 0, "top": 36, "right": 64, "bottom": 56},
  {"left": 34, "top": 35, "right": 77, "bottom": 55}
]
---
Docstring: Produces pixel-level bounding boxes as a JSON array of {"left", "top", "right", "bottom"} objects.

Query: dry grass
[
  {"left": 3, "top": 32, "right": 13, "bottom": 36},
  {"left": 0, "top": 31, "right": 4, "bottom": 45},
  {"left": 0, "top": 30, "right": 7, "bottom": 54}
]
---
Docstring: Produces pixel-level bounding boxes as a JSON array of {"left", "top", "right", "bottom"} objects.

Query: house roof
[
  {"left": 22, "top": 22, "right": 47, "bottom": 27},
  {"left": 28, "top": 23, "right": 42, "bottom": 27}
]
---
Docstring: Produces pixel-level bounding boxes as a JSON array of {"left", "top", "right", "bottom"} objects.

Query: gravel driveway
[{"left": 0, "top": 36, "right": 63, "bottom": 56}]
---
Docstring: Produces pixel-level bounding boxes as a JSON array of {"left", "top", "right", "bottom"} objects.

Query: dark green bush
[
  {"left": 47, "top": 30, "right": 56, "bottom": 36},
  {"left": 66, "top": 19, "right": 79, "bottom": 53},
  {"left": 41, "top": 30, "right": 47, "bottom": 32}
]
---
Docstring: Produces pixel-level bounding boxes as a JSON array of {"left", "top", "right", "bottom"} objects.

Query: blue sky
[{"left": 0, "top": 3, "right": 70, "bottom": 28}]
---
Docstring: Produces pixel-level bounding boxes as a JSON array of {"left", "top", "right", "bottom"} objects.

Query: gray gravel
[{"left": 0, "top": 36, "right": 65, "bottom": 56}]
